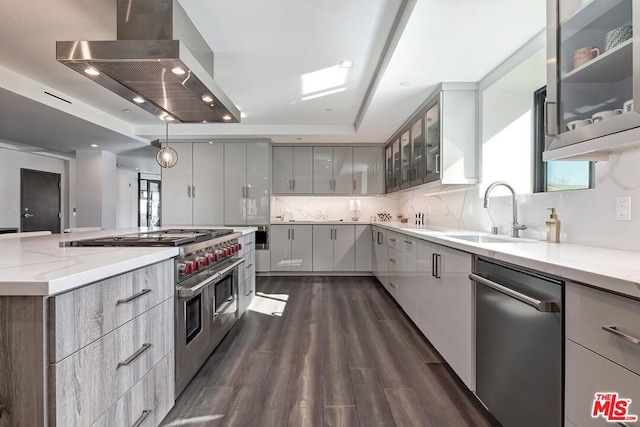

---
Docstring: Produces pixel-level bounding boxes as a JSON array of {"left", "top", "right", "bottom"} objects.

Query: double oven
[{"left": 175, "top": 252, "right": 245, "bottom": 395}]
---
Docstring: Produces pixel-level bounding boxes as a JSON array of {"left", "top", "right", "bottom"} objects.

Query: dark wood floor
[{"left": 161, "top": 276, "right": 499, "bottom": 427}]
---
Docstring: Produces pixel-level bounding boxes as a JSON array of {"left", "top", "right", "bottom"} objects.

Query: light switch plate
[{"left": 616, "top": 196, "right": 631, "bottom": 221}]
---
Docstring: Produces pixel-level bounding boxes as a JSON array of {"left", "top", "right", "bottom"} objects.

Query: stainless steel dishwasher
[{"left": 470, "top": 257, "right": 563, "bottom": 427}]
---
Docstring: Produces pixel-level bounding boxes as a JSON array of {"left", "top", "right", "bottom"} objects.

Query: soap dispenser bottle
[{"left": 546, "top": 208, "right": 561, "bottom": 243}]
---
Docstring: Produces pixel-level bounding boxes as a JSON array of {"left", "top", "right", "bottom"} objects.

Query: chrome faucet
[{"left": 483, "top": 181, "right": 527, "bottom": 238}]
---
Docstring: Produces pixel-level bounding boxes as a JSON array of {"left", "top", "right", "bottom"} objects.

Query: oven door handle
[
  {"left": 177, "top": 257, "right": 245, "bottom": 298},
  {"left": 210, "top": 257, "right": 245, "bottom": 279}
]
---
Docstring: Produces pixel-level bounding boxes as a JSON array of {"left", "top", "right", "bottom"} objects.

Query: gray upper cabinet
[
  {"left": 353, "top": 147, "right": 384, "bottom": 194},
  {"left": 273, "top": 146, "right": 313, "bottom": 194},
  {"left": 385, "top": 83, "right": 478, "bottom": 193},
  {"left": 224, "top": 142, "right": 271, "bottom": 225},
  {"left": 545, "top": 0, "right": 640, "bottom": 160},
  {"left": 312, "top": 146, "right": 355, "bottom": 194}
]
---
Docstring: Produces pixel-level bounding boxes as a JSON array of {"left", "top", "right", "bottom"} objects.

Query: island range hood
[{"left": 57, "top": 0, "right": 240, "bottom": 123}]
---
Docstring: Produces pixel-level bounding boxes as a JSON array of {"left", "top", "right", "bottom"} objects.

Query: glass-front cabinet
[
  {"left": 546, "top": 0, "right": 639, "bottom": 155},
  {"left": 410, "top": 116, "right": 425, "bottom": 185},
  {"left": 400, "top": 129, "right": 412, "bottom": 188},
  {"left": 384, "top": 83, "right": 478, "bottom": 194},
  {"left": 425, "top": 102, "right": 441, "bottom": 183}
]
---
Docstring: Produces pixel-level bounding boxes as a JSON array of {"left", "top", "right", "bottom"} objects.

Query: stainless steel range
[{"left": 66, "top": 228, "right": 246, "bottom": 396}]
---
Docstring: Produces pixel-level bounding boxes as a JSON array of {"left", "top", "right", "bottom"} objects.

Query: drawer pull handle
[
  {"left": 403, "top": 240, "right": 414, "bottom": 245},
  {"left": 245, "top": 263, "right": 253, "bottom": 269},
  {"left": 118, "top": 343, "right": 152, "bottom": 368},
  {"left": 389, "top": 282, "right": 398, "bottom": 289},
  {"left": 389, "top": 238, "right": 397, "bottom": 242},
  {"left": 389, "top": 259, "right": 397, "bottom": 263},
  {"left": 117, "top": 288, "right": 151, "bottom": 305},
  {"left": 245, "top": 290, "right": 254, "bottom": 297},
  {"left": 602, "top": 325, "right": 640, "bottom": 345},
  {"left": 132, "top": 409, "right": 152, "bottom": 427}
]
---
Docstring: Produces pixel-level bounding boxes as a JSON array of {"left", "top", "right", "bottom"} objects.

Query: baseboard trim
[{"left": 257, "top": 272, "right": 374, "bottom": 277}]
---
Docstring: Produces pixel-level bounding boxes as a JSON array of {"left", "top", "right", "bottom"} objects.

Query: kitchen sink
[{"left": 446, "top": 234, "right": 537, "bottom": 243}]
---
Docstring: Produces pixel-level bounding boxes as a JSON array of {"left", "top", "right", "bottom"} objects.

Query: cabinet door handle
[
  {"left": 288, "top": 228, "right": 291, "bottom": 240},
  {"left": 435, "top": 253, "right": 442, "bottom": 278},
  {"left": 132, "top": 409, "right": 152, "bottom": 427},
  {"left": 246, "top": 186, "right": 250, "bottom": 198},
  {"left": 389, "top": 282, "right": 398, "bottom": 289},
  {"left": 404, "top": 240, "right": 413, "bottom": 245},
  {"left": 602, "top": 325, "right": 640, "bottom": 346},
  {"left": 544, "top": 100, "right": 557, "bottom": 137},
  {"left": 241, "top": 186, "right": 245, "bottom": 198},
  {"left": 245, "top": 263, "right": 253, "bottom": 269},
  {"left": 372, "top": 229, "right": 376, "bottom": 241},
  {"left": 435, "top": 154, "right": 440, "bottom": 174},
  {"left": 389, "top": 259, "right": 397, "bottom": 263},
  {"left": 192, "top": 186, "right": 196, "bottom": 198},
  {"left": 187, "top": 185, "right": 192, "bottom": 197},
  {"left": 117, "top": 288, "right": 151, "bottom": 305},
  {"left": 245, "top": 289, "right": 254, "bottom": 297},
  {"left": 288, "top": 180, "right": 292, "bottom": 191},
  {"left": 389, "top": 238, "right": 397, "bottom": 242},
  {"left": 431, "top": 253, "right": 437, "bottom": 277},
  {"left": 292, "top": 179, "right": 296, "bottom": 191},
  {"left": 334, "top": 227, "right": 337, "bottom": 240},
  {"left": 377, "top": 231, "right": 383, "bottom": 245},
  {"left": 291, "top": 228, "right": 295, "bottom": 240},
  {"left": 353, "top": 179, "right": 356, "bottom": 192},
  {"left": 118, "top": 343, "right": 152, "bottom": 368}
]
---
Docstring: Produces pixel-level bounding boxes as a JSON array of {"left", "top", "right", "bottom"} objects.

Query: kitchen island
[{"left": 0, "top": 226, "right": 256, "bottom": 427}]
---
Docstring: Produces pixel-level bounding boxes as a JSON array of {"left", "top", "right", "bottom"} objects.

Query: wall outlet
[{"left": 616, "top": 196, "right": 631, "bottom": 221}]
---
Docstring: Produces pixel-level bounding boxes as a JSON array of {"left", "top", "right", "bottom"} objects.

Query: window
[{"left": 533, "top": 86, "right": 594, "bottom": 192}]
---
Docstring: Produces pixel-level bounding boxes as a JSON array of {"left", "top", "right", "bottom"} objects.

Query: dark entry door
[{"left": 20, "top": 169, "right": 61, "bottom": 233}]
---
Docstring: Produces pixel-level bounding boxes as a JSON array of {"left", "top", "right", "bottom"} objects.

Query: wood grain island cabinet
[{"left": 0, "top": 259, "right": 175, "bottom": 427}]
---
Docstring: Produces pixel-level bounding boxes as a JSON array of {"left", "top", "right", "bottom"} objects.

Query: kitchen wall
[
  {"left": 0, "top": 146, "right": 69, "bottom": 230},
  {"left": 271, "top": 195, "right": 399, "bottom": 222},
  {"left": 116, "top": 169, "right": 139, "bottom": 228},
  {"left": 75, "top": 150, "right": 117, "bottom": 229}
]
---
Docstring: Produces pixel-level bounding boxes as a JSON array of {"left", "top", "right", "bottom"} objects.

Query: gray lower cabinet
[
  {"left": 238, "top": 233, "right": 256, "bottom": 318},
  {"left": 91, "top": 350, "right": 175, "bottom": 427},
  {"left": 270, "top": 225, "right": 313, "bottom": 272},
  {"left": 312, "top": 225, "right": 355, "bottom": 272},
  {"left": 0, "top": 260, "right": 176, "bottom": 427},
  {"left": 354, "top": 225, "right": 372, "bottom": 272}
]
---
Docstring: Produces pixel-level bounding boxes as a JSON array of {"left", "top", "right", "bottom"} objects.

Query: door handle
[
  {"left": 544, "top": 100, "right": 557, "bottom": 137},
  {"left": 469, "top": 273, "right": 560, "bottom": 313},
  {"left": 23, "top": 213, "right": 34, "bottom": 219},
  {"left": 601, "top": 325, "right": 640, "bottom": 346},
  {"left": 187, "top": 185, "right": 192, "bottom": 197}
]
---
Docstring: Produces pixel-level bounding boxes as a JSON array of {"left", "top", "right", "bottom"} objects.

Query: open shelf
[
  {"left": 561, "top": 0, "right": 627, "bottom": 32},
  {"left": 562, "top": 39, "right": 632, "bottom": 84}
]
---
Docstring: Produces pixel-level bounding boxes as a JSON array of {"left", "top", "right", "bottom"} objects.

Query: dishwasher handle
[{"left": 469, "top": 273, "right": 560, "bottom": 313}]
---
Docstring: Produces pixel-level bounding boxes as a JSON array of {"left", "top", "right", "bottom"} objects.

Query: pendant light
[{"left": 156, "top": 122, "right": 178, "bottom": 168}]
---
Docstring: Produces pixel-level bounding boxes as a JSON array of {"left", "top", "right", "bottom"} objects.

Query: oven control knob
[
  {"left": 212, "top": 253, "right": 219, "bottom": 262},
  {"left": 196, "top": 256, "right": 206, "bottom": 267},
  {"left": 178, "top": 263, "right": 187, "bottom": 273},
  {"left": 204, "top": 253, "right": 213, "bottom": 265},
  {"left": 225, "top": 247, "right": 231, "bottom": 256},
  {"left": 184, "top": 262, "right": 194, "bottom": 275},
  {"left": 193, "top": 260, "right": 201, "bottom": 270},
  {"left": 238, "top": 243, "right": 242, "bottom": 250}
]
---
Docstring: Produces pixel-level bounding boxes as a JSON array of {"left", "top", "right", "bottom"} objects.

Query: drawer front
[
  {"left": 49, "top": 260, "right": 174, "bottom": 362},
  {"left": 51, "top": 298, "right": 174, "bottom": 427},
  {"left": 91, "top": 350, "right": 175, "bottom": 427},
  {"left": 566, "top": 282, "right": 640, "bottom": 376},
  {"left": 387, "top": 231, "right": 403, "bottom": 252},
  {"left": 244, "top": 249, "right": 256, "bottom": 278},
  {"left": 566, "top": 340, "right": 640, "bottom": 426}
]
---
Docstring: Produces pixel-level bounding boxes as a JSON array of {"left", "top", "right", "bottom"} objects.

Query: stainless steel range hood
[{"left": 56, "top": 0, "right": 240, "bottom": 123}]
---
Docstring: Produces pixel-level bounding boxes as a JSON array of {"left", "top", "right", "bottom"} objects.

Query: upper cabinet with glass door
[
  {"left": 545, "top": 0, "right": 640, "bottom": 159},
  {"left": 384, "top": 83, "right": 478, "bottom": 194}
]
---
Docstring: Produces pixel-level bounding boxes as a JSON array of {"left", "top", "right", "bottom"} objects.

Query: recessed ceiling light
[
  {"left": 400, "top": 81, "right": 410, "bottom": 87},
  {"left": 163, "top": 116, "right": 175, "bottom": 121},
  {"left": 222, "top": 115, "right": 231, "bottom": 121},
  {"left": 84, "top": 68, "right": 100, "bottom": 76},
  {"left": 202, "top": 94, "right": 214, "bottom": 103},
  {"left": 133, "top": 96, "right": 145, "bottom": 103},
  {"left": 202, "top": 120, "right": 208, "bottom": 124},
  {"left": 208, "top": 141, "right": 213, "bottom": 144},
  {"left": 339, "top": 60, "right": 354, "bottom": 69},
  {"left": 90, "top": 144, "right": 98, "bottom": 148}
]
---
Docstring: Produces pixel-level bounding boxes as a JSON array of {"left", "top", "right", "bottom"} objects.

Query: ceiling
[{"left": 0, "top": 0, "right": 546, "bottom": 153}]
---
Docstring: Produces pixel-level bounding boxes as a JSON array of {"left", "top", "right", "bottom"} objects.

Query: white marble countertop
[
  {"left": 372, "top": 222, "right": 640, "bottom": 299},
  {"left": 0, "top": 226, "right": 257, "bottom": 297}
]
